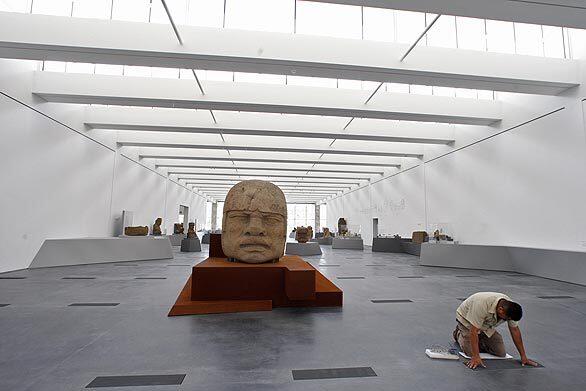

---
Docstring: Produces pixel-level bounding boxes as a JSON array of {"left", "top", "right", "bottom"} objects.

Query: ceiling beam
[
  {"left": 307, "top": 0, "right": 586, "bottom": 29},
  {"left": 35, "top": 72, "right": 501, "bottom": 125},
  {"left": 119, "top": 141, "right": 422, "bottom": 158},
  {"left": 142, "top": 155, "right": 401, "bottom": 168},
  {"left": 182, "top": 178, "right": 361, "bottom": 185},
  {"left": 172, "top": 171, "right": 372, "bottom": 181},
  {"left": 199, "top": 190, "right": 339, "bottom": 195},
  {"left": 0, "top": 12, "right": 578, "bottom": 94},
  {"left": 184, "top": 180, "right": 351, "bottom": 188},
  {"left": 158, "top": 164, "right": 384, "bottom": 175},
  {"left": 174, "top": 172, "right": 372, "bottom": 180},
  {"left": 85, "top": 107, "right": 455, "bottom": 145},
  {"left": 192, "top": 186, "right": 349, "bottom": 192},
  {"left": 90, "top": 123, "right": 453, "bottom": 145}
]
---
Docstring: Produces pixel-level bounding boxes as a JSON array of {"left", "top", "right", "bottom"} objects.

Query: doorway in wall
[
  {"left": 373, "top": 218, "right": 379, "bottom": 238},
  {"left": 179, "top": 205, "right": 189, "bottom": 229}
]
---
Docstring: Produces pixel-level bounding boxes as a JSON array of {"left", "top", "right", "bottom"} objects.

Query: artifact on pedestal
[
  {"left": 152, "top": 218, "right": 162, "bottom": 236},
  {"left": 412, "top": 231, "right": 428, "bottom": 244},
  {"left": 323, "top": 228, "right": 331, "bottom": 238},
  {"left": 124, "top": 226, "right": 148, "bottom": 236},
  {"left": 337, "top": 218, "right": 348, "bottom": 236},
  {"left": 308, "top": 226, "right": 314, "bottom": 240},
  {"left": 187, "top": 222, "right": 197, "bottom": 238},
  {"left": 169, "top": 180, "right": 343, "bottom": 316},
  {"left": 221, "top": 180, "right": 287, "bottom": 264},
  {"left": 181, "top": 222, "right": 201, "bottom": 253},
  {"left": 295, "top": 226, "right": 311, "bottom": 243},
  {"left": 174, "top": 223, "right": 184, "bottom": 234}
]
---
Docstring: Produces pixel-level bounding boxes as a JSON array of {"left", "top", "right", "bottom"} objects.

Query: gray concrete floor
[{"left": 1, "top": 245, "right": 586, "bottom": 390}]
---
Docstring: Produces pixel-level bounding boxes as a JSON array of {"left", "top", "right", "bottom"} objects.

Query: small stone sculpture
[
  {"left": 412, "top": 231, "right": 428, "bottom": 244},
  {"left": 152, "top": 218, "right": 162, "bottom": 236},
  {"left": 187, "top": 222, "right": 197, "bottom": 238},
  {"left": 174, "top": 223, "right": 184, "bottom": 234},
  {"left": 323, "top": 228, "right": 331, "bottom": 238},
  {"left": 337, "top": 218, "right": 348, "bottom": 236},
  {"left": 221, "top": 180, "right": 287, "bottom": 263},
  {"left": 124, "top": 226, "right": 148, "bottom": 236},
  {"left": 295, "top": 226, "right": 311, "bottom": 243},
  {"left": 308, "top": 226, "right": 314, "bottom": 240},
  {"left": 434, "top": 229, "right": 440, "bottom": 242}
]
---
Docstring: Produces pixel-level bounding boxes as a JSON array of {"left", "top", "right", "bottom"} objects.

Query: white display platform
[
  {"left": 285, "top": 242, "right": 322, "bottom": 256},
  {"left": 167, "top": 233, "right": 185, "bottom": 246},
  {"left": 420, "top": 243, "right": 586, "bottom": 286},
  {"left": 332, "top": 237, "right": 364, "bottom": 250},
  {"left": 29, "top": 236, "right": 173, "bottom": 268}
]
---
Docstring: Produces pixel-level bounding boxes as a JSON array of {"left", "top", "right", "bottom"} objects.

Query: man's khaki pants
[{"left": 453, "top": 321, "right": 506, "bottom": 357}]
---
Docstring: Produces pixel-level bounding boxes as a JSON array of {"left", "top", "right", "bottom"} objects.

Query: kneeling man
[{"left": 454, "top": 292, "right": 538, "bottom": 369}]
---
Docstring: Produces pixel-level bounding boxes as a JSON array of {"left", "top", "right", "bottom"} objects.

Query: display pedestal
[
  {"left": 201, "top": 233, "right": 211, "bottom": 244},
  {"left": 286, "top": 242, "right": 322, "bottom": 256},
  {"left": 30, "top": 237, "right": 173, "bottom": 268},
  {"left": 317, "top": 237, "right": 333, "bottom": 245},
  {"left": 401, "top": 241, "right": 422, "bottom": 256},
  {"left": 180, "top": 237, "right": 201, "bottom": 252},
  {"left": 332, "top": 237, "right": 364, "bottom": 250},
  {"left": 168, "top": 233, "right": 185, "bottom": 246},
  {"left": 372, "top": 237, "right": 403, "bottom": 252},
  {"left": 168, "top": 256, "right": 343, "bottom": 316}
]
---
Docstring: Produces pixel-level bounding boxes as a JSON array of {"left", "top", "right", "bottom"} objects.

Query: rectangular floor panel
[
  {"left": 292, "top": 366, "right": 377, "bottom": 380},
  {"left": 86, "top": 374, "right": 186, "bottom": 388},
  {"left": 69, "top": 303, "right": 120, "bottom": 307}
]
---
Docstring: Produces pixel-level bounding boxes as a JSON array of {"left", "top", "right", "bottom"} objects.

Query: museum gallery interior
[{"left": 1, "top": 1, "right": 586, "bottom": 390}]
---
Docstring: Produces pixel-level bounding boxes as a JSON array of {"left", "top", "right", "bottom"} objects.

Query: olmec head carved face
[
  {"left": 221, "top": 180, "right": 287, "bottom": 263},
  {"left": 295, "top": 226, "right": 311, "bottom": 243}
]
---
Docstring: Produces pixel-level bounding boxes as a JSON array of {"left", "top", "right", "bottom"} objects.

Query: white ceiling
[{"left": 0, "top": 2, "right": 582, "bottom": 202}]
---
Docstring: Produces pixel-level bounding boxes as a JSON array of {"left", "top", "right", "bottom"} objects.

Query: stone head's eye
[
  {"left": 229, "top": 213, "right": 248, "bottom": 221},
  {"left": 264, "top": 215, "right": 282, "bottom": 224}
]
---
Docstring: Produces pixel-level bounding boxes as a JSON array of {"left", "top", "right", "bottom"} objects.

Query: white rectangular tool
[
  {"left": 425, "top": 346, "right": 460, "bottom": 360},
  {"left": 459, "top": 352, "right": 513, "bottom": 360}
]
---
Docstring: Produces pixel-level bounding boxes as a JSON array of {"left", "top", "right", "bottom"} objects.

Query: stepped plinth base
[{"left": 168, "top": 256, "right": 342, "bottom": 316}]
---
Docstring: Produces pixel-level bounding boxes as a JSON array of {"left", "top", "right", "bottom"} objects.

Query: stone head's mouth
[{"left": 239, "top": 242, "right": 270, "bottom": 251}]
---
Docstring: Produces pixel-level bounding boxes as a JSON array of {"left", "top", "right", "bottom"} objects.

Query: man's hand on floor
[
  {"left": 466, "top": 356, "right": 486, "bottom": 369},
  {"left": 521, "top": 356, "right": 539, "bottom": 367}
]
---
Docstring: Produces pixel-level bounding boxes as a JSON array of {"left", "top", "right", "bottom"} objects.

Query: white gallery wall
[
  {"left": 0, "top": 59, "right": 207, "bottom": 273},
  {"left": 328, "top": 35, "right": 586, "bottom": 254}
]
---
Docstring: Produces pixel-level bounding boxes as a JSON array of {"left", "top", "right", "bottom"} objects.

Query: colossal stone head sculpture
[
  {"left": 221, "top": 180, "right": 287, "bottom": 263},
  {"left": 295, "top": 226, "right": 311, "bottom": 243}
]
